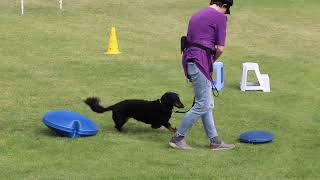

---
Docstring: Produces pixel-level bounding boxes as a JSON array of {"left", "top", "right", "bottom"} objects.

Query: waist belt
[{"left": 181, "top": 36, "right": 215, "bottom": 56}]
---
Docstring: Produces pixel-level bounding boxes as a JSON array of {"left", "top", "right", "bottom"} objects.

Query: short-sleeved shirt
[{"left": 182, "top": 7, "right": 227, "bottom": 81}]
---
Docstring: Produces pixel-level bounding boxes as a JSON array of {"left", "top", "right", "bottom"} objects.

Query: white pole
[
  {"left": 59, "top": 0, "right": 62, "bottom": 10},
  {"left": 21, "top": 0, "right": 24, "bottom": 15}
]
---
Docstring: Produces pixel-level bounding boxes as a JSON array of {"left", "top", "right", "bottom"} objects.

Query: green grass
[{"left": 1, "top": 0, "right": 319, "bottom": 179}]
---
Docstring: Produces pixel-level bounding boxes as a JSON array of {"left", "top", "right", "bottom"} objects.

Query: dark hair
[
  {"left": 210, "top": 0, "right": 222, "bottom": 6},
  {"left": 210, "top": 0, "right": 233, "bottom": 14},
  {"left": 210, "top": 0, "right": 233, "bottom": 7}
]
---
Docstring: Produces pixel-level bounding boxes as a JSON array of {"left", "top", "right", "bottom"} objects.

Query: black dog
[{"left": 84, "top": 92, "right": 184, "bottom": 133}]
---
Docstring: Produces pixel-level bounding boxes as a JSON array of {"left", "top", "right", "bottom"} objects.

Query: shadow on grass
[
  {"left": 126, "top": 127, "right": 168, "bottom": 134},
  {"left": 123, "top": 126, "right": 174, "bottom": 143},
  {"left": 37, "top": 124, "right": 172, "bottom": 143},
  {"left": 226, "top": 82, "right": 240, "bottom": 91},
  {"left": 37, "top": 128, "right": 64, "bottom": 138}
]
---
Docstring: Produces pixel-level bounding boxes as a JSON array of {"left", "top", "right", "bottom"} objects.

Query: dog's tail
[{"left": 84, "top": 97, "right": 113, "bottom": 113}]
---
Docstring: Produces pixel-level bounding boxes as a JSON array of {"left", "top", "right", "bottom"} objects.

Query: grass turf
[{"left": 0, "top": 0, "right": 319, "bottom": 179}]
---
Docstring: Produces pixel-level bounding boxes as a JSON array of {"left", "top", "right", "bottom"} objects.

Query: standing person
[{"left": 169, "top": 0, "right": 235, "bottom": 150}]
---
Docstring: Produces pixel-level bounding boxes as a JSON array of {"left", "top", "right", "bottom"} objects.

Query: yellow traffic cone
[{"left": 105, "top": 27, "right": 121, "bottom": 55}]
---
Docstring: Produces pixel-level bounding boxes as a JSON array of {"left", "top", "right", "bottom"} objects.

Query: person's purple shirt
[{"left": 182, "top": 7, "right": 227, "bottom": 81}]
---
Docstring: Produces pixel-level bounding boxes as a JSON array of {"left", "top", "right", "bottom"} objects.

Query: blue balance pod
[
  {"left": 240, "top": 130, "right": 274, "bottom": 143},
  {"left": 43, "top": 110, "right": 99, "bottom": 138}
]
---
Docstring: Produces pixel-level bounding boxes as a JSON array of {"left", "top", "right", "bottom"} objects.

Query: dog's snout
[{"left": 174, "top": 100, "right": 184, "bottom": 108}]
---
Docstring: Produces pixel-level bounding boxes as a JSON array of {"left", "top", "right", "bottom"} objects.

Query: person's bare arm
[{"left": 212, "top": 45, "right": 224, "bottom": 62}]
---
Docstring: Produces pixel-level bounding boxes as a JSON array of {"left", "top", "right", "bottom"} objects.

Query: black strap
[
  {"left": 181, "top": 36, "right": 215, "bottom": 56},
  {"left": 212, "top": 83, "right": 219, "bottom": 97},
  {"left": 187, "top": 43, "right": 215, "bottom": 56}
]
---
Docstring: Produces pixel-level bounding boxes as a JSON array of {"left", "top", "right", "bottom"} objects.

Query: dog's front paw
[
  {"left": 120, "top": 127, "right": 128, "bottom": 133},
  {"left": 172, "top": 127, "right": 177, "bottom": 133},
  {"left": 169, "top": 127, "right": 177, "bottom": 133}
]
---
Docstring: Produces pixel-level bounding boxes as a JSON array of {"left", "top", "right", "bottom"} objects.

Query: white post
[
  {"left": 59, "top": 0, "right": 62, "bottom": 10},
  {"left": 21, "top": 0, "right": 24, "bottom": 15}
]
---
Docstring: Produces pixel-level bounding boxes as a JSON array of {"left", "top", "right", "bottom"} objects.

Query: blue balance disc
[
  {"left": 240, "top": 130, "right": 274, "bottom": 143},
  {"left": 43, "top": 110, "right": 99, "bottom": 138}
]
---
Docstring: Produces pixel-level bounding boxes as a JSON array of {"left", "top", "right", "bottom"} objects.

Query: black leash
[
  {"left": 212, "top": 82, "right": 220, "bottom": 97},
  {"left": 174, "top": 84, "right": 219, "bottom": 114}
]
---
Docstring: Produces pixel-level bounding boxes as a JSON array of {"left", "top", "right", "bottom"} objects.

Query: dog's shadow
[
  {"left": 38, "top": 124, "right": 173, "bottom": 143},
  {"left": 109, "top": 125, "right": 173, "bottom": 142}
]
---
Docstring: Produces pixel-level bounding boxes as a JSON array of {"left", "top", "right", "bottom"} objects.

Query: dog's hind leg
[{"left": 112, "top": 113, "right": 128, "bottom": 132}]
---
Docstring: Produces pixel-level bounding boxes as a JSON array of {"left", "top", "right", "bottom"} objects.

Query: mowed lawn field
[{"left": 0, "top": 0, "right": 319, "bottom": 179}]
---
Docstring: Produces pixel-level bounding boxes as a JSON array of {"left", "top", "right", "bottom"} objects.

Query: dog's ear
[
  {"left": 161, "top": 92, "right": 184, "bottom": 108},
  {"left": 160, "top": 93, "right": 170, "bottom": 106}
]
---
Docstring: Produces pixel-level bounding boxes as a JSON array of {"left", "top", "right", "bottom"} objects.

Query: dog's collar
[{"left": 158, "top": 99, "right": 174, "bottom": 111}]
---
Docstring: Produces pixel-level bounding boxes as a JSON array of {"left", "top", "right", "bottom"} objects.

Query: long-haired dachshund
[{"left": 84, "top": 92, "right": 184, "bottom": 133}]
